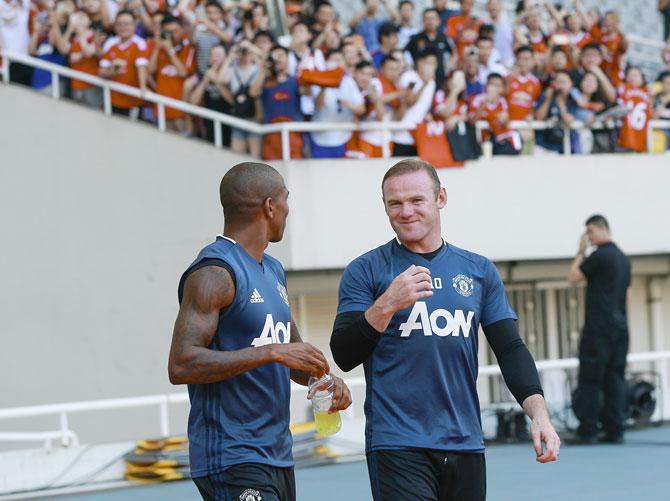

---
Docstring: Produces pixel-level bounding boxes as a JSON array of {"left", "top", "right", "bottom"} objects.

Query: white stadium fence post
[
  {"left": 281, "top": 127, "right": 290, "bottom": 161},
  {"left": 157, "top": 102, "right": 166, "bottom": 132},
  {"left": 1, "top": 53, "right": 9, "bottom": 83},
  {"left": 103, "top": 86, "right": 112, "bottom": 115},
  {"left": 51, "top": 71, "right": 60, "bottom": 99},
  {"left": 214, "top": 120, "right": 222, "bottom": 148}
]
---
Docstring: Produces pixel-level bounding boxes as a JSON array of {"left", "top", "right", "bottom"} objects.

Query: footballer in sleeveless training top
[
  {"left": 338, "top": 239, "right": 517, "bottom": 453},
  {"left": 178, "top": 235, "right": 294, "bottom": 477}
]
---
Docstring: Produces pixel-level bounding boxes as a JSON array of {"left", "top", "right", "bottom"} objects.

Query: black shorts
[
  {"left": 192, "top": 463, "right": 295, "bottom": 501},
  {"left": 367, "top": 449, "right": 486, "bottom": 501}
]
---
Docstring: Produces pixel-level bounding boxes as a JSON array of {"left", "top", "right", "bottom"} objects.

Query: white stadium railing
[
  {"left": 1, "top": 350, "right": 669, "bottom": 451},
  {"left": 3, "top": 51, "right": 670, "bottom": 161}
]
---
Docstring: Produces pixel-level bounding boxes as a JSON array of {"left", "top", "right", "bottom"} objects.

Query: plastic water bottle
[{"left": 308, "top": 374, "right": 341, "bottom": 436}]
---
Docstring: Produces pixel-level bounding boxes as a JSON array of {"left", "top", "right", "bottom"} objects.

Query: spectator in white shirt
[
  {"left": 310, "top": 49, "right": 366, "bottom": 158},
  {"left": 476, "top": 36, "right": 508, "bottom": 81},
  {"left": 392, "top": 48, "right": 438, "bottom": 156},
  {"left": 397, "top": 0, "right": 418, "bottom": 50},
  {"left": 486, "top": 0, "right": 514, "bottom": 68},
  {"left": 0, "top": 0, "right": 31, "bottom": 85}
]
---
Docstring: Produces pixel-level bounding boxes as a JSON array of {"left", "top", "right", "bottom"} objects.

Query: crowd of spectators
[{"left": 2, "top": 0, "right": 670, "bottom": 159}]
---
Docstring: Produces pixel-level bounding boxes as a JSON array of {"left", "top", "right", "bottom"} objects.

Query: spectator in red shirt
[
  {"left": 148, "top": 14, "right": 195, "bottom": 132},
  {"left": 68, "top": 11, "right": 103, "bottom": 108},
  {"left": 507, "top": 45, "right": 541, "bottom": 121},
  {"left": 99, "top": 10, "right": 149, "bottom": 118},
  {"left": 445, "top": 0, "right": 482, "bottom": 62},
  {"left": 470, "top": 72, "right": 521, "bottom": 155}
]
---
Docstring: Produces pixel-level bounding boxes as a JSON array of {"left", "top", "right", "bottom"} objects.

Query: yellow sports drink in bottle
[{"left": 308, "top": 374, "right": 341, "bottom": 436}]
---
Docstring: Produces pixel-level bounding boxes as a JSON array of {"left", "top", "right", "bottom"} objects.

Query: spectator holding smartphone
[
  {"left": 392, "top": 48, "right": 437, "bottom": 156},
  {"left": 310, "top": 49, "right": 366, "bottom": 158},
  {"left": 99, "top": 10, "right": 149, "bottom": 118},
  {"left": 358, "top": 54, "right": 405, "bottom": 157},
  {"left": 222, "top": 39, "right": 262, "bottom": 156},
  {"left": 68, "top": 11, "right": 103, "bottom": 108},
  {"left": 189, "top": 44, "right": 232, "bottom": 146},
  {"left": 535, "top": 69, "right": 580, "bottom": 153},
  {"left": 569, "top": 43, "right": 616, "bottom": 104},
  {"left": 28, "top": 7, "right": 67, "bottom": 94},
  {"left": 81, "top": 0, "right": 112, "bottom": 33},
  {"left": 148, "top": 14, "right": 195, "bottom": 133},
  {"left": 190, "top": 0, "right": 231, "bottom": 78},
  {"left": 251, "top": 45, "right": 304, "bottom": 160}
]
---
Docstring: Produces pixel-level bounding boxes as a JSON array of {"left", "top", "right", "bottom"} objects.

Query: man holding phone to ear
[{"left": 568, "top": 214, "right": 630, "bottom": 444}]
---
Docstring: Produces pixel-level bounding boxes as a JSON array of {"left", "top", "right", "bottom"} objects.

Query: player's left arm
[{"left": 290, "top": 319, "right": 352, "bottom": 412}]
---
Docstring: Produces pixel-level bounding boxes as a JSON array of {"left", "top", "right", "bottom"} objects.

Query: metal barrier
[
  {"left": 2, "top": 51, "right": 670, "bottom": 161},
  {"left": 1, "top": 350, "right": 668, "bottom": 451}
]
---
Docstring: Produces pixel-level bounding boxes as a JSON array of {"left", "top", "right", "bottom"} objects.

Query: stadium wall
[{"left": 1, "top": 85, "right": 669, "bottom": 442}]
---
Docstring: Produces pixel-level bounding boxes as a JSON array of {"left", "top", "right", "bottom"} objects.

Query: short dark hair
[
  {"left": 514, "top": 44, "right": 533, "bottom": 57},
  {"left": 476, "top": 36, "right": 493, "bottom": 45},
  {"left": 423, "top": 7, "right": 439, "bottom": 17},
  {"left": 355, "top": 60, "right": 374, "bottom": 71},
  {"left": 380, "top": 54, "right": 400, "bottom": 66},
  {"left": 220, "top": 162, "right": 286, "bottom": 220},
  {"left": 582, "top": 42, "right": 602, "bottom": 54},
  {"left": 382, "top": 159, "right": 441, "bottom": 198},
  {"left": 487, "top": 72, "right": 505, "bottom": 83},
  {"left": 415, "top": 48, "right": 438, "bottom": 62},
  {"left": 270, "top": 44, "right": 288, "bottom": 54},
  {"left": 399, "top": 0, "right": 414, "bottom": 8},
  {"left": 160, "top": 14, "right": 181, "bottom": 26},
  {"left": 325, "top": 48, "right": 342, "bottom": 58},
  {"left": 378, "top": 21, "right": 399, "bottom": 43},
  {"left": 658, "top": 70, "right": 670, "bottom": 81},
  {"left": 253, "top": 30, "right": 275, "bottom": 43},
  {"left": 585, "top": 214, "right": 609, "bottom": 229},
  {"left": 478, "top": 23, "right": 495, "bottom": 38}
]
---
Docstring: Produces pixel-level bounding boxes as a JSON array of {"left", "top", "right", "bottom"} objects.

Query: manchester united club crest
[
  {"left": 239, "top": 489, "right": 262, "bottom": 501},
  {"left": 452, "top": 274, "right": 474, "bottom": 297},
  {"left": 277, "top": 282, "right": 290, "bottom": 306}
]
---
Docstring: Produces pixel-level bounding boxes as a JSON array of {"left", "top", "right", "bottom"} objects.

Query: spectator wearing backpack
[{"left": 222, "top": 39, "right": 262, "bottom": 156}]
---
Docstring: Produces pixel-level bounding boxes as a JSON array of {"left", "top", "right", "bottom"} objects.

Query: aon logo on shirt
[
  {"left": 399, "top": 302, "right": 475, "bottom": 338},
  {"left": 251, "top": 314, "right": 291, "bottom": 347}
]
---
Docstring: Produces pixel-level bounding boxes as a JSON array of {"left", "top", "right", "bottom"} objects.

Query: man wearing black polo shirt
[
  {"left": 405, "top": 8, "right": 451, "bottom": 84},
  {"left": 568, "top": 214, "right": 631, "bottom": 444}
]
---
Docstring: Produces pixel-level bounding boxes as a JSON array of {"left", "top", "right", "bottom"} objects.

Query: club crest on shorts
[
  {"left": 277, "top": 282, "right": 290, "bottom": 306},
  {"left": 239, "top": 489, "right": 262, "bottom": 501},
  {"left": 452, "top": 274, "right": 474, "bottom": 297}
]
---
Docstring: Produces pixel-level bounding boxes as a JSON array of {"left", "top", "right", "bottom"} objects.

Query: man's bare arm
[
  {"left": 168, "top": 267, "right": 329, "bottom": 384},
  {"left": 289, "top": 319, "right": 312, "bottom": 385}
]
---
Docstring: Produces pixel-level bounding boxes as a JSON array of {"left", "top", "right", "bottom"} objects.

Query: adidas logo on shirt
[{"left": 250, "top": 288, "right": 265, "bottom": 304}]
